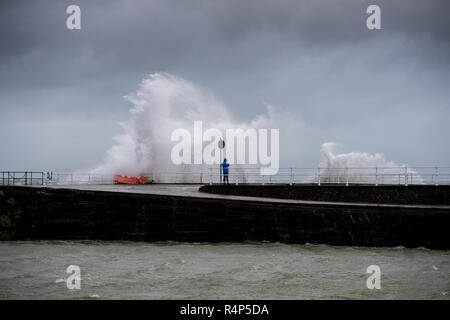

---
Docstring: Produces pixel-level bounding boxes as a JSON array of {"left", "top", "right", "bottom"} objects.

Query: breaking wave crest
[
  {"left": 91, "top": 73, "right": 302, "bottom": 182},
  {"left": 317, "top": 142, "right": 422, "bottom": 184}
]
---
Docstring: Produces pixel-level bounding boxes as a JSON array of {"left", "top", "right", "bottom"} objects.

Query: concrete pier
[{"left": 0, "top": 184, "right": 449, "bottom": 249}]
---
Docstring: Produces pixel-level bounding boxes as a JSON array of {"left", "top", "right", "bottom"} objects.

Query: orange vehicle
[{"left": 113, "top": 174, "right": 152, "bottom": 185}]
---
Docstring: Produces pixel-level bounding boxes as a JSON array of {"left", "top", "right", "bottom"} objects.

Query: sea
[{"left": 0, "top": 241, "right": 449, "bottom": 299}]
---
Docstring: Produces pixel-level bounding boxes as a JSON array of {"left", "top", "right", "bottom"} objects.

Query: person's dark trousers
[{"left": 223, "top": 173, "right": 229, "bottom": 185}]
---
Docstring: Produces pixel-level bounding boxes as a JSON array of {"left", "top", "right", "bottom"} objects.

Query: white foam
[
  {"left": 318, "top": 142, "right": 422, "bottom": 184},
  {"left": 91, "top": 73, "right": 303, "bottom": 182}
]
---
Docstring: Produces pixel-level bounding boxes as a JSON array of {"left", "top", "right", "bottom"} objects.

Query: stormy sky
[{"left": 1, "top": 0, "right": 449, "bottom": 171}]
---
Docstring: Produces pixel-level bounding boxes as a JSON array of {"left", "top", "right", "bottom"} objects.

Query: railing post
[
  {"left": 289, "top": 168, "right": 293, "bottom": 186},
  {"left": 435, "top": 167, "right": 439, "bottom": 186},
  {"left": 317, "top": 168, "right": 321, "bottom": 186},
  {"left": 404, "top": 166, "right": 408, "bottom": 186},
  {"left": 375, "top": 167, "right": 378, "bottom": 186}
]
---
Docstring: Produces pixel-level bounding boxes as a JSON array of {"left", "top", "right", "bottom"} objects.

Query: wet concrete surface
[{"left": 31, "top": 184, "right": 450, "bottom": 210}]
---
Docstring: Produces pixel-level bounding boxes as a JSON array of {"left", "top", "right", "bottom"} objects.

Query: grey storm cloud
[
  {"left": 1, "top": 1, "right": 449, "bottom": 81},
  {"left": 1, "top": 0, "right": 450, "bottom": 171}
]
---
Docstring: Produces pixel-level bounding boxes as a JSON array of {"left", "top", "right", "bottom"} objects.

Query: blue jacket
[{"left": 221, "top": 161, "right": 230, "bottom": 174}]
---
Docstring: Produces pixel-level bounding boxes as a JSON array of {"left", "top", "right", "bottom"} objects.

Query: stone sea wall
[
  {"left": 0, "top": 186, "right": 449, "bottom": 249},
  {"left": 199, "top": 185, "right": 450, "bottom": 205}
]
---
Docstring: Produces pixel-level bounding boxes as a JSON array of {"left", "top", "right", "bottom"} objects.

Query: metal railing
[
  {"left": 137, "top": 166, "right": 450, "bottom": 186},
  {"left": 1, "top": 166, "right": 450, "bottom": 186},
  {"left": 0, "top": 171, "right": 109, "bottom": 186},
  {"left": 1, "top": 171, "right": 45, "bottom": 186}
]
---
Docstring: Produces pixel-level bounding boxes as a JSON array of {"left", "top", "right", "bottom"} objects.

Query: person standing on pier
[{"left": 221, "top": 158, "right": 230, "bottom": 185}]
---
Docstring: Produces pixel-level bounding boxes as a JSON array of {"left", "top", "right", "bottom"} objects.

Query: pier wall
[
  {"left": 0, "top": 186, "right": 449, "bottom": 249},
  {"left": 199, "top": 185, "right": 450, "bottom": 205}
]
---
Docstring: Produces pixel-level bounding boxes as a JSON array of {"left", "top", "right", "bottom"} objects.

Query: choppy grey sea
[{"left": 0, "top": 241, "right": 449, "bottom": 299}]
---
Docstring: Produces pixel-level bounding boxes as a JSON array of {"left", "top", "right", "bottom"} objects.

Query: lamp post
[{"left": 218, "top": 138, "right": 225, "bottom": 185}]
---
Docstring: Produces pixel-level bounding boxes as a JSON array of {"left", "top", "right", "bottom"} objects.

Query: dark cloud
[{"left": 0, "top": 0, "right": 445, "bottom": 80}]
